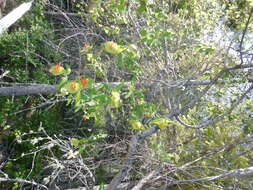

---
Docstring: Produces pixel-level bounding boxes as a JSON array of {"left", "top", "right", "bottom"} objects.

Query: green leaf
[
  {"left": 75, "top": 91, "right": 81, "bottom": 104},
  {"left": 137, "top": 0, "right": 147, "bottom": 12},
  {"left": 57, "top": 76, "right": 68, "bottom": 90}
]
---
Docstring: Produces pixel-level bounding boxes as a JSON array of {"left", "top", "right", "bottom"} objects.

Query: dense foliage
[{"left": 0, "top": 0, "right": 253, "bottom": 189}]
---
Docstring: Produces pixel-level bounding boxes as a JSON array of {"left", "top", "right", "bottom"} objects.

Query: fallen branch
[
  {"left": 0, "top": 84, "right": 58, "bottom": 96},
  {"left": 1, "top": 76, "right": 253, "bottom": 96},
  {"left": 0, "top": 1, "right": 33, "bottom": 34}
]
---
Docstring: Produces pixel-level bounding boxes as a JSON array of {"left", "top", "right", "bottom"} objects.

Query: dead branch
[
  {"left": 65, "top": 181, "right": 137, "bottom": 190},
  {"left": 0, "top": 177, "right": 48, "bottom": 189},
  {"left": 0, "top": 84, "right": 58, "bottom": 96},
  {"left": 167, "top": 166, "right": 253, "bottom": 186},
  {"left": 131, "top": 168, "right": 162, "bottom": 190}
]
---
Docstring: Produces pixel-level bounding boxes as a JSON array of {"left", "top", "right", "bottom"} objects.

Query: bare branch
[
  {"left": 0, "top": 84, "right": 58, "bottom": 96},
  {"left": 65, "top": 181, "right": 137, "bottom": 190},
  {"left": 0, "top": 177, "right": 48, "bottom": 189},
  {"left": 167, "top": 166, "right": 253, "bottom": 186},
  {"left": 131, "top": 169, "right": 162, "bottom": 190}
]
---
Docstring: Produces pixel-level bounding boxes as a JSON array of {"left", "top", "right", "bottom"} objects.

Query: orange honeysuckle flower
[
  {"left": 83, "top": 43, "right": 91, "bottom": 48},
  {"left": 79, "top": 77, "right": 87, "bottom": 88},
  {"left": 82, "top": 115, "right": 89, "bottom": 120},
  {"left": 108, "top": 41, "right": 116, "bottom": 49},
  {"left": 103, "top": 41, "right": 124, "bottom": 54},
  {"left": 49, "top": 63, "right": 65, "bottom": 75},
  {"left": 70, "top": 81, "right": 78, "bottom": 89},
  {"left": 66, "top": 81, "right": 80, "bottom": 93}
]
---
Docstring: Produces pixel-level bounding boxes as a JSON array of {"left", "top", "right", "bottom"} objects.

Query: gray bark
[
  {"left": 0, "top": 84, "right": 58, "bottom": 96},
  {"left": 0, "top": 77, "right": 252, "bottom": 97}
]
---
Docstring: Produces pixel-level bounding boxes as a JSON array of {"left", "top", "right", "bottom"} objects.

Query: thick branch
[
  {"left": 0, "top": 84, "right": 58, "bottom": 96},
  {"left": 1, "top": 62, "right": 253, "bottom": 96},
  {"left": 1, "top": 74, "right": 253, "bottom": 97}
]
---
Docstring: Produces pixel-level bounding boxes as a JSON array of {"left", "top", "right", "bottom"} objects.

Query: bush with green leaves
[{"left": 1, "top": 0, "right": 253, "bottom": 189}]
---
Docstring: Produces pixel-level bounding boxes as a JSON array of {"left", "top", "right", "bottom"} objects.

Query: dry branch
[
  {"left": 131, "top": 169, "right": 162, "bottom": 190},
  {"left": 1, "top": 71, "right": 253, "bottom": 97},
  {"left": 167, "top": 166, "right": 253, "bottom": 186},
  {"left": 0, "top": 177, "right": 48, "bottom": 189},
  {"left": 0, "top": 84, "right": 58, "bottom": 96}
]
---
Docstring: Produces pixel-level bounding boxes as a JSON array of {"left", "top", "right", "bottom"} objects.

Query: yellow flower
[{"left": 49, "top": 63, "right": 65, "bottom": 75}]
